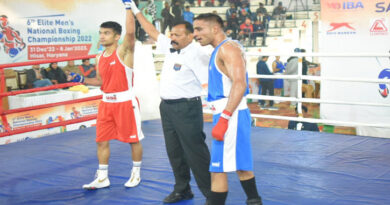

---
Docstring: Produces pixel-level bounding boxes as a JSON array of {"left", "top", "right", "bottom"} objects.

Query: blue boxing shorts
[{"left": 209, "top": 98, "right": 254, "bottom": 173}]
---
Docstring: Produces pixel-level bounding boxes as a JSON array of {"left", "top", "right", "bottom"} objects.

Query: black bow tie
[{"left": 170, "top": 48, "right": 181, "bottom": 54}]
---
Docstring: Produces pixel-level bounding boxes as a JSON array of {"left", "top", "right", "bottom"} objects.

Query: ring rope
[
  {"left": 246, "top": 94, "right": 390, "bottom": 108},
  {"left": 244, "top": 52, "right": 390, "bottom": 128},
  {"left": 0, "top": 55, "right": 99, "bottom": 137},
  {"left": 201, "top": 110, "right": 390, "bottom": 128},
  {"left": 0, "top": 55, "right": 97, "bottom": 110},
  {"left": 0, "top": 55, "right": 97, "bottom": 70},
  {"left": 0, "top": 115, "right": 97, "bottom": 138},
  {"left": 0, "top": 82, "right": 82, "bottom": 98},
  {"left": 249, "top": 114, "right": 390, "bottom": 128},
  {"left": 1, "top": 95, "right": 102, "bottom": 116},
  {"left": 0, "top": 82, "right": 85, "bottom": 133},
  {"left": 245, "top": 52, "right": 390, "bottom": 57},
  {"left": 250, "top": 74, "right": 390, "bottom": 84}
]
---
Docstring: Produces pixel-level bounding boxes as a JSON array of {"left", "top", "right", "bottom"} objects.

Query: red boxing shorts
[{"left": 96, "top": 90, "right": 144, "bottom": 143}]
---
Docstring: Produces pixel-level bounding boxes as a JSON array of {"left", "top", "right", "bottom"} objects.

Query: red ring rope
[
  {"left": 0, "top": 55, "right": 97, "bottom": 114},
  {"left": 0, "top": 82, "right": 82, "bottom": 97},
  {"left": 0, "top": 55, "right": 97, "bottom": 69},
  {"left": 0, "top": 115, "right": 97, "bottom": 137},
  {"left": 2, "top": 95, "right": 102, "bottom": 115}
]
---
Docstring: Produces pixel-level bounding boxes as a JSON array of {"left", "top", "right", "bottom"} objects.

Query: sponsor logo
[
  {"left": 370, "top": 19, "right": 388, "bottom": 36},
  {"left": 130, "top": 135, "right": 136, "bottom": 139},
  {"left": 16, "top": 137, "right": 31, "bottom": 143},
  {"left": 327, "top": 22, "right": 356, "bottom": 35},
  {"left": 98, "top": 178, "right": 107, "bottom": 183},
  {"left": 326, "top": 1, "right": 364, "bottom": 11},
  {"left": 105, "top": 94, "right": 117, "bottom": 101},
  {"left": 378, "top": 68, "right": 390, "bottom": 98},
  {"left": 375, "top": 2, "right": 390, "bottom": 13},
  {"left": 110, "top": 60, "right": 116, "bottom": 65},
  {"left": 328, "top": 22, "right": 355, "bottom": 32},
  {"left": 211, "top": 162, "right": 220, "bottom": 167}
]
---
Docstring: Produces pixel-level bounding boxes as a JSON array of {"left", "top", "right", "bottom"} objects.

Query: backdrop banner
[
  {"left": 0, "top": 0, "right": 161, "bottom": 126},
  {"left": 320, "top": 0, "right": 390, "bottom": 137}
]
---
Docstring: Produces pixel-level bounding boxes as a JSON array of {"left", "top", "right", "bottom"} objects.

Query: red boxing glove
[{"left": 211, "top": 110, "right": 232, "bottom": 141}]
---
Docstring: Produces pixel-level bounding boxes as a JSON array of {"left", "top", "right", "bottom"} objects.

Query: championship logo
[{"left": 0, "top": 15, "right": 26, "bottom": 58}]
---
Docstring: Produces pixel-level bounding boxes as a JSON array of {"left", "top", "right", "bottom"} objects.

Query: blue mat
[{"left": 1, "top": 120, "right": 390, "bottom": 205}]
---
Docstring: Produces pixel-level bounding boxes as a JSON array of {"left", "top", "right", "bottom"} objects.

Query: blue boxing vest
[{"left": 207, "top": 39, "right": 249, "bottom": 102}]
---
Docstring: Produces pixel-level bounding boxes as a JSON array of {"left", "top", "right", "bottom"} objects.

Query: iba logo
[
  {"left": 326, "top": 1, "right": 364, "bottom": 11},
  {"left": 370, "top": 19, "right": 388, "bottom": 36},
  {"left": 378, "top": 69, "right": 390, "bottom": 98}
]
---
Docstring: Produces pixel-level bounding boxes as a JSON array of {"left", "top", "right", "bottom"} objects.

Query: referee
[{"left": 126, "top": 1, "right": 211, "bottom": 203}]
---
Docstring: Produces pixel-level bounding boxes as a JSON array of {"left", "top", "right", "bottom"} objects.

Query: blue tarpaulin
[{"left": 1, "top": 120, "right": 389, "bottom": 204}]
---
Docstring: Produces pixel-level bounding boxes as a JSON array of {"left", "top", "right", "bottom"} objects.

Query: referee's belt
[
  {"left": 161, "top": 96, "right": 201, "bottom": 104},
  {"left": 102, "top": 90, "right": 134, "bottom": 103}
]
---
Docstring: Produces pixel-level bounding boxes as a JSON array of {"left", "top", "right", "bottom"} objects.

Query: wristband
[{"left": 220, "top": 110, "right": 232, "bottom": 120}]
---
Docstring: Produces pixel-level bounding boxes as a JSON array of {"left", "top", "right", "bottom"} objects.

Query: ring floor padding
[{"left": 0, "top": 120, "right": 389, "bottom": 205}]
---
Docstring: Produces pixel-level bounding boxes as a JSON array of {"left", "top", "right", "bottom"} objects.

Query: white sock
[
  {"left": 132, "top": 161, "right": 141, "bottom": 172},
  {"left": 99, "top": 164, "right": 108, "bottom": 170},
  {"left": 96, "top": 165, "right": 108, "bottom": 180}
]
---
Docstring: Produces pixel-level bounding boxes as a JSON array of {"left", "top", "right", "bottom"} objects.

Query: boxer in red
[{"left": 69, "top": 0, "right": 144, "bottom": 189}]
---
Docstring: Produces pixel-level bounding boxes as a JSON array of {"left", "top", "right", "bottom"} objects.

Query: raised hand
[
  {"left": 122, "top": 0, "right": 132, "bottom": 10},
  {"left": 122, "top": 0, "right": 140, "bottom": 15}
]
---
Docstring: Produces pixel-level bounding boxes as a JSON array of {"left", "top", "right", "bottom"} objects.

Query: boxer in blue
[{"left": 194, "top": 13, "right": 262, "bottom": 205}]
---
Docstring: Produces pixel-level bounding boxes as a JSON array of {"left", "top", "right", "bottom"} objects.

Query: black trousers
[
  {"left": 159, "top": 97, "right": 211, "bottom": 198},
  {"left": 259, "top": 80, "right": 275, "bottom": 106}
]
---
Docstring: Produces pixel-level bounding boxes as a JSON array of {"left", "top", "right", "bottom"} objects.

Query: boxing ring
[
  {"left": 1, "top": 120, "right": 390, "bottom": 205},
  {"left": 1, "top": 51, "right": 390, "bottom": 204}
]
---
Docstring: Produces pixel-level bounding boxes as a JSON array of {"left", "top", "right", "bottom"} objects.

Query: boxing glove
[
  {"left": 122, "top": 0, "right": 140, "bottom": 15},
  {"left": 8, "top": 48, "right": 19, "bottom": 58},
  {"left": 69, "top": 72, "right": 84, "bottom": 83},
  {"left": 211, "top": 110, "right": 232, "bottom": 141}
]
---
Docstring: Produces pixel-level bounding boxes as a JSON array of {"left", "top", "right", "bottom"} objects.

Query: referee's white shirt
[{"left": 156, "top": 34, "right": 209, "bottom": 100}]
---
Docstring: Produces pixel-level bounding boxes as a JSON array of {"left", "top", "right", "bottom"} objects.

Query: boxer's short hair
[{"left": 100, "top": 21, "right": 122, "bottom": 35}]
